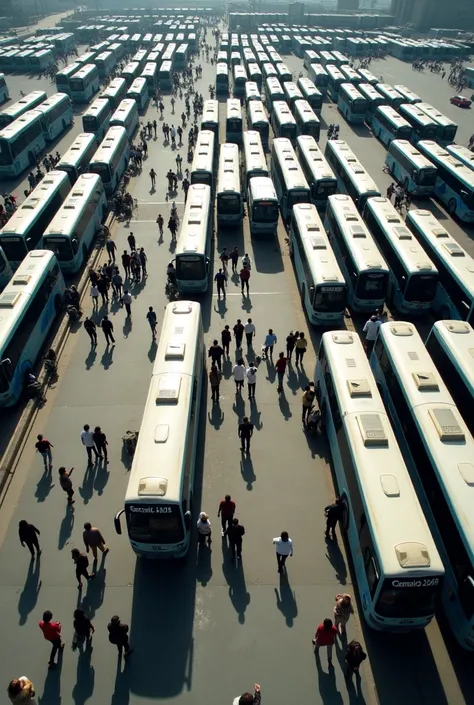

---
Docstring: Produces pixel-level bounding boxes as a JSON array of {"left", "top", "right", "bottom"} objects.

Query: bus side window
[{"left": 364, "top": 548, "right": 379, "bottom": 598}]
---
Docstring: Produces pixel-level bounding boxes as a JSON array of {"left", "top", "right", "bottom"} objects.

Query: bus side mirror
[
  {"left": 72, "top": 239, "right": 79, "bottom": 253},
  {"left": 184, "top": 510, "right": 191, "bottom": 530},
  {"left": 114, "top": 509, "right": 124, "bottom": 535}
]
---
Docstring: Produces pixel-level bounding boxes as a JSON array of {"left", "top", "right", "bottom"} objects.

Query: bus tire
[
  {"left": 340, "top": 492, "right": 350, "bottom": 533},
  {"left": 448, "top": 198, "right": 457, "bottom": 216}
]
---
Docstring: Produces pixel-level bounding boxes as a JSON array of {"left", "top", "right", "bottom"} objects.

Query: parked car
[{"left": 450, "top": 95, "right": 471, "bottom": 108}]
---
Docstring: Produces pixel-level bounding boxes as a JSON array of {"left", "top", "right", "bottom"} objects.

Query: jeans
[
  {"left": 125, "top": 303, "right": 131, "bottom": 316},
  {"left": 25, "top": 536, "right": 40, "bottom": 557},
  {"left": 235, "top": 336, "right": 243, "bottom": 349},
  {"left": 286, "top": 346, "right": 294, "bottom": 360},
  {"left": 48, "top": 637, "right": 63, "bottom": 665},
  {"left": 85, "top": 445, "right": 99, "bottom": 464},
  {"left": 277, "top": 371, "right": 284, "bottom": 389},
  {"left": 315, "top": 642, "right": 333, "bottom": 661},
  {"left": 246, "top": 333, "right": 253, "bottom": 346},
  {"left": 247, "top": 382, "right": 255, "bottom": 398},
  {"left": 217, "top": 284, "right": 225, "bottom": 299},
  {"left": 222, "top": 341, "right": 230, "bottom": 355},
  {"left": 76, "top": 566, "right": 92, "bottom": 585},
  {"left": 96, "top": 443, "right": 108, "bottom": 461},
  {"left": 241, "top": 279, "right": 249, "bottom": 295},
  {"left": 86, "top": 330, "right": 97, "bottom": 345},
  {"left": 276, "top": 553, "right": 288, "bottom": 571},
  {"left": 230, "top": 540, "right": 242, "bottom": 559},
  {"left": 235, "top": 380, "right": 244, "bottom": 393},
  {"left": 90, "top": 542, "right": 107, "bottom": 559},
  {"left": 221, "top": 515, "right": 232, "bottom": 533},
  {"left": 211, "top": 385, "right": 220, "bottom": 402},
  {"left": 240, "top": 434, "right": 251, "bottom": 452},
  {"left": 295, "top": 347, "right": 306, "bottom": 365},
  {"left": 211, "top": 356, "right": 222, "bottom": 371},
  {"left": 104, "top": 330, "right": 115, "bottom": 345},
  {"left": 40, "top": 448, "right": 52, "bottom": 469},
  {"left": 264, "top": 345, "right": 274, "bottom": 359}
]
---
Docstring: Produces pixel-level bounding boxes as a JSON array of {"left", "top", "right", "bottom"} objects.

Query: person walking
[
  {"left": 232, "top": 359, "right": 246, "bottom": 394},
  {"left": 324, "top": 497, "right": 344, "bottom": 539},
  {"left": 152, "top": 119, "right": 157, "bottom": 137},
  {"left": 286, "top": 331, "right": 297, "bottom": 361},
  {"left": 83, "top": 317, "right": 98, "bottom": 346},
  {"left": 7, "top": 677, "right": 35, "bottom": 704},
  {"left": 273, "top": 531, "right": 293, "bottom": 573},
  {"left": 127, "top": 232, "right": 136, "bottom": 251},
  {"left": 333, "top": 593, "right": 354, "bottom": 634},
  {"left": 92, "top": 426, "right": 108, "bottom": 461},
  {"left": 108, "top": 615, "right": 133, "bottom": 658},
  {"left": 363, "top": 314, "right": 381, "bottom": 355},
  {"left": 96, "top": 276, "right": 109, "bottom": 306},
  {"left": 58, "top": 466, "right": 75, "bottom": 504},
  {"left": 218, "top": 494, "right": 236, "bottom": 535},
  {"left": 244, "top": 318, "right": 255, "bottom": 347},
  {"left": 209, "top": 364, "right": 222, "bottom": 403},
  {"left": 312, "top": 618, "right": 338, "bottom": 666},
  {"left": 214, "top": 268, "right": 226, "bottom": 300},
  {"left": 233, "top": 319, "right": 244, "bottom": 350},
  {"left": 220, "top": 247, "right": 229, "bottom": 270},
  {"left": 197, "top": 512, "right": 212, "bottom": 546},
  {"left": 83, "top": 522, "right": 109, "bottom": 561},
  {"left": 226, "top": 517, "right": 245, "bottom": 561},
  {"left": 170, "top": 125, "right": 176, "bottom": 145},
  {"left": 246, "top": 362, "right": 257, "bottom": 400},
  {"left": 149, "top": 168, "right": 157, "bottom": 188},
  {"left": 344, "top": 640, "right": 367, "bottom": 678},
  {"left": 101, "top": 315, "right": 115, "bottom": 345},
  {"left": 146, "top": 306, "right": 157, "bottom": 337},
  {"left": 90, "top": 282, "right": 99, "bottom": 309},
  {"left": 263, "top": 329, "right": 277, "bottom": 361},
  {"left": 121, "top": 250, "right": 131, "bottom": 279},
  {"left": 242, "top": 252, "right": 252, "bottom": 269},
  {"left": 139, "top": 247, "right": 147, "bottom": 276},
  {"left": 221, "top": 324, "right": 231, "bottom": 356},
  {"left": 275, "top": 352, "right": 287, "bottom": 393},
  {"left": 71, "top": 548, "right": 95, "bottom": 589},
  {"left": 208, "top": 339, "right": 224, "bottom": 371},
  {"left": 72, "top": 609, "right": 94, "bottom": 653},
  {"left": 156, "top": 213, "right": 164, "bottom": 237},
  {"left": 39, "top": 610, "right": 64, "bottom": 669},
  {"left": 81, "top": 424, "right": 99, "bottom": 465},
  {"left": 238, "top": 415, "right": 254, "bottom": 453},
  {"left": 295, "top": 332, "right": 308, "bottom": 366},
  {"left": 233, "top": 684, "right": 261, "bottom": 705},
  {"left": 111, "top": 269, "right": 123, "bottom": 300},
  {"left": 123, "top": 290, "right": 132, "bottom": 317},
  {"left": 230, "top": 246, "right": 239, "bottom": 273},
  {"left": 18, "top": 520, "right": 41, "bottom": 559},
  {"left": 35, "top": 434, "right": 53, "bottom": 471},
  {"left": 239, "top": 266, "right": 250, "bottom": 296},
  {"left": 106, "top": 238, "right": 117, "bottom": 263},
  {"left": 302, "top": 385, "right": 316, "bottom": 425}
]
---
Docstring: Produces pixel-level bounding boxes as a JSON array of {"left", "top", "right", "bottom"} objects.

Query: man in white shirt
[
  {"left": 244, "top": 318, "right": 255, "bottom": 347},
  {"left": 232, "top": 359, "right": 246, "bottom": 394},
  {"left": 362, "top": 315, "right": 381, "bottom": 356},
  {"left": 196, "top": 512, "right": 212, "bottom": 546},
  {"left": 81, "top": 424, "right": 99, "bottom": 465},
  {"left": 246, "top": 364, "right": 257, "bottom": 400},
  {"left": 273, "top": 531, "right": 293, "bottom": 573}
]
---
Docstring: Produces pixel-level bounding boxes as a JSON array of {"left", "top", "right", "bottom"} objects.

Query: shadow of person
[
  {"left": 35, "top": 468, "right": 55, "bottom": 503},
  {"left": 122, "top": 317, "right": 133, "bottom": 339},
  {"left": 221, "top": 545, "right": 251, "bottom": 624},
  {"left": 286, "top": 362, "right": 300, "bottom": 395},
  {"left": 214, "top": 298, "right": 228, "bottom": 318},
  {"left": 38, "top": 657, "right": 62, "bottom": 705},
  {"left": 58, "top": 503, "right": 75, "bottom": 550},
  {"left": 78, "top": 464, "right": 96, "bottom": 504},
  {"left": 249, "top": 401, "right": 262, "bottom": 429},
  {"left": 274, "top": 572, "right": 298, "bottom": 627},
  {"left": 315, "top": 648, "right": 344, "bottom": 704},
  {"left": 208, "top": 403, "right": 224, "bottom": 429},
  {"left": 325, "top": 537, "right": 348, "bottom": 586},
  {"left": 18, "top": 555, "right": 42, "bottom": 625},
  {"left": 93, "top": 459, "right": 110, "bottom": 496},
  {"left": 84, "top": 348, "right": 97, "bottom": 370},
  {"left": 111, "top": 655, "right": 131, "bottom": 705},
  {"left": 79, "top": 567, "right": 106, "bottom": 619},
  {"left": 278, "top": 392, "right": 292, "bottom": 420},
  {"left": 232, "top": 395, "right": 246, "bottom": 420},
  {"left": 240, "top": 455, "right": 256, "bottom": 490},
  {"left": 195, "top": 543, "right": 213, "bottom": 586},
  {"left": 148, "top": 339, "right": 157, "bottom": 363},
  {"left": 100, "top": 346, "right": 115, "bottom": 370},
  {"left": 222, "top": 357, "right": 233, "bottom": 380},
  {"left": 72, "top": 647, "right": 95, "bottom": 705}
]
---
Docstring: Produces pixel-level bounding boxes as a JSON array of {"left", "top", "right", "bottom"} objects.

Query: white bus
[
  {"left": 233, "top": 64, "right": 248, "bottom": 97},
  {"left": 337, "top": 83, "right": 367, "bottom": 124},
  {"left": 292, "top": 99, "right": 320, "bottom": 140},
  {"left": 406, "top": 208, "right": 474, "bottom": 322},
  {"left": 357, "top": 83, "right": 386, "bottom": 128},
  {"left": 0, "top": 246, "right": 12, "bottom": 290},
  {"left": 0, "top": 250, "right": 65, "bottom": 406},
  {"left": 303, "top": 49, "right": 321, "bottom": 72},
  {"left": 30, "top": 92, "right": 73, "bottom": 143},
  {"left": 372, "top": 105, "right": 412, "bottom": 148},
  {"left": 296, "top": 135, "right": 337, "bottom": 214},
  {"left": 297, "top": 77, "right": 323, "bottom": 114},
  {"left": 243, "top": 130, "right": 268, "bottom": 191},
  {"left": 0, "top": 171, "right": 70, "bottom": 267},
  {"left": 324, "top": 140, "right": 381, "bottom": 211},
  {"left": 282, "top": 82, "right": 303, "bottom": 108},
  {"left": 114, "top": 300, "right": 205, "bottom": 558},
  {"left": 264, "top": 76, "right": 285, "bottom": 111},
  {"left": 0, "top": 90, "right": 46, "bottom": 129},
  {"left": 363, "top": 197, "right": 438, "bottom": 315},
  {"left": 244, "top": 81, "right": 261, "bottom": 107},
  {"left": 289, "top": 203, "right": 347, "bottom": 324},
  {"left": 399, "top": 103, "right": 439, "bottom": 144},
  {"left": 126, "top": 76, "right": 149, "bottom": 112},
  {"left": 82, "top": 97, "right": 112, "bottom": 142},
  {"left": 109, "top": 99, "right": 139, "bottom": 140},
  {"left": 247, "top": 100, "right": 269, "bottom": 149},
  {"left": 174, "top": 184, "right": 212, "bottom": 293},
  {"left": 225, "top": 98, "right": 243, "bottom": 144},
  {"left": 445, "top": 144, "right": 474, "bottom": 172},
  {"left": 42, "top": 174, "right": 106, "bottom": 273},
  {"left": 326, "top": 64, "right": 346, "bottom": 101},
  {"left": 271, "top": 137, "right": 310, "bottom": 223},
  {"left": 94, "top": 50, "right": 116, "bottom": 79},
  {"left": 385, "top": 139, "right": 437, "bottom": 196},
  {"left": 190, "top": 130, "right": 215, "bottom": 191},
  {"left": 201, "top": 99, "right": 219, "bottom": 140},
  {"left": 217, "top": 142, "right": 242, "bottom": 225},
  {"left": 89, "top": 126, "right": 130, "bottom": 195},
  {"left": 215, "top": 62, "right": 229, "bottom": 96},
  {"left": 393, "top": 85, "right": 422, "bottom": 104},
  {"left": 425, "top": 320, "right": 474, "bottom": 437},
  {"left": 376, "top": 83, "right": 404, "bottom": 110},
  {"left": 308, "top": 63, "right": 329, "bottom": 96},
  {"left": 248, "top": 176, "right": 279, "bottom": 237},
  {"left": 316, "top": 330, "right": 444, "bottom": 631},
  {"left": 56, "top": 132, "right": 97, "bottom": 185},
  {"left": 141, "top": 62, "right": 158, "bottom": 97},
  {"left": 372, "top": 321, "right": 474, "bottom": 648},
  {"left": 417, "top": 103, "right": 457, "bottom": 146},
  {"left": 325, "top": 193, "right": 389, "bottom": 312},
  {"left": 100, "top": 77, "right": 128, "bottom": 110},
  {"left": 121, "top": 61, "right": 141, "bottom": 88},
  {"left": 271, "top": 101, "right": 297, "bottom": 144},
  {"left": 0, "top": 74, "right": 9, "bottom": 105},
  {"left": 69, "top": 64, "right": 100, "bottom": 103}
]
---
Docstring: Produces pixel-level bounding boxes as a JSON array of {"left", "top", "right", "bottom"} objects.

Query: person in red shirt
[
  {"left": 34, "top": 434, "right": 53, "bottom": 472},
  {"left": 312, "top": 618, "right": 338, "bottom": 665},
  {"left": 217, "top": 494, "right": 236, "bottom": 536},
  {"left": 239, "top": 267, "right": 250, "bottom": 296},
  {"left": 274, "top": 352, "right": 288, "bottom": 394},
  {"left": 39, "top": 610, "right": 64, "bottom": 668}
]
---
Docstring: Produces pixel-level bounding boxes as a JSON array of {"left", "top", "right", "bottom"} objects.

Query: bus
[
  {"left": 69, "top": 64, "right": 100, "bottom": 103},
  {"left": 304, "top": 49, "right": 321, "bottom": 72},
  {"left": 262, "top": 63, "right": 277, "bottom": 81},
  {"left": 201, "top": 99, "right": 219, "bottom": 140},
  {"left": 225, "top": 99, "right": 242, "bottom": 145},
  {"left": 100, "top": 77, "right": 127, "bottom": 110},
  {"left": 0, "top": 250, "right": 65, "bottom": 406},
  {"left": 406, "top": 208, "right": 474, "bottom": 322},
  {"left": 0, "top": 246, "right": 12, "bottom": 289},
  {"left": 276, "top": 63, "right": 292, "bottom": 84},
  {"left": 94, "top": 50, "right": 116, "bottom": 79},
  {"left": 243, "top": 130, "right": 268, "bottom": 191},
  {"left": 32, "top": 92, "right": 73, "bottom": 143},
  {"left": 132, "top": 49, "right": 148, "bottom": 71},
  {"left": 247, "top": 100, "right": 269, "bottom": 150},
  {"left": 315, "top": 329, "right": 444, "bottom": 631},
  {"left": 371, "top": 321, "right": 474, "bottom": 648},
  {"left": 161, "top": 44, "right": 176, "bottom": 65},
  {"left": 245, "top": 81, "right": 261, "bottom": 106},
  {"left": 121, "top": 61, "right": 141, "bottom": 88},
  {"left": 446, "top": 144, "right": 474, "bottom": 171},
  {"left": 297, "top": 77, "right": 323, "bottom": 115},
  {"left": 82, "top": 97, "right": 112, "bottom": 143},
  {"left": 215, "top": 63, "right": 229, "bottom": 96},
  {"left": 233, "top": 64, "right": 248, "bottom": 97},
  {"left": 376, "top": 84, "right": 405, "bottom": 110},
  {"left": 126, "top": 76, "right": 149, "bottom": 111},
  {"left": 114, "top": 300, "right": 205, "bottom": 558},
  {"left": 264, "top": 77, "right": 285, "bottom": 111},
  {"left": 141, "top": 62, "right": 158, "bottom": 97},
  {"left": 230, "top": 51, "right": 241, "bottom": 68},
  {"left": 158, "top": 60, "right": 172, "bottom": 89},
  {"left": 29, "top": 49, "right": 54, "bottom": 73},
  {"left": 371, "top": 105, "right": 413, "bottom": 148},
  {"left": 393, "top": 85, "right": 422, "bottom": 104},
  {"left": 56, "top": 132, "right": 97, "bottom": 185},
  {"left": 89, "top": 126, "right": 130, "bottom": 195},
  {"left": 296, "top": 135, "right": 337, "bottom": 214},
  {"left": 0, "top": 111, "right": 46, "bottom": 178},
  {"left": 109, "top": 42, "right": 125, "bottom": 61},
  {"left": 357, "top": 83, "right": 386, "bottom": 128},
  {"left": 248, "top": 63, "right": 262, "bottom": 89},
  {"left": 0, "top": 74, "right": 9, "bottom": 105},
  {"left": 43, "top": 174, "right": 106, "bottom": 274},
  {"left": 292, "top": 99, "right": 320, "bottom": 140},
  {"left": 308, "top": 64, "right": 329, "bottom": 96},
  {"left": 417, "top": 103, "right": 457, "bottom": 146},
  {"left": 55, "top": 63, "right": 82, "bottom": 97},
  {"left": 109, "top": 99, "right": 139, "bottom": 140},
  {"left": 398, "top": 103, "right": 439, "bottom": 143},
  {"left": 324, "top": 140, "right": 381, "bottom": 211},
  {"left": 337, "top": 83, "right": 367, "bottom": 124},
  {"left": 282, "top": 82, "right": 303, "bottom": 108},
  {"left": 0, "top": 170, "right": 70, "bottom": 266},
  {"left": 358, "top": 68, "right": 379, "bottom": 85},
  {"left": 271, "top": 137, "right": 310, "bottom": 223},
  {"left": 190, "top": 130, "right": 215, "bottom": 191},
  {"left": 363, "top": 197, "right": 438, "bottom": 314},
  {"left": 326, "top": 64, "right": 346, "bottom": 102},
  {"left": 332, "top": 51, "right": 350, "bottom": 67},
  {"left": 175, "top": 185, "right": 212, "bottom": 292},
  {"left": 271, "top": 101, "right": 297, "bottom": 144},
  {"left": 325, "top": 193, "right": 389, "bottom": 312},
  {"left": 248, "top": 176, "right": 279, "bottom": 237},
  {"left": 425, "top": 320, "right": 474, "bottom": 437},
  {"left": 417, "top": 140, "right": 474, "bottom": 222},
  {"left": 0, "top": 90, "right": 46, "bottom": 129},
  {"left": 340, "top": 65, "right": 362, "bottom": 86},
  {"left": 217, "top": 143, "right": 242, "bottom": 225},
  {"left": 319, "top": 50, "right": 336, "bottom": 67},
  {"left": 385, "top": 140, "right": 437, "bottom": 196},
  {"left": 289, "top": 203, "right": 347, "bottom": 323}
]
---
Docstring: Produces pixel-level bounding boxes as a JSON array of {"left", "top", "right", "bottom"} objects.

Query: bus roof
[
  {"left": 292, "top": 203, "right": 345, "bottom": 287},
  {"left": 418, "top": 141, "right": 474, "bottom": 190},
  {"left": 44, "top": 173, "right": 104, "bottom": 236},
  {"left": 430, "top": 320, "right": 474, "bottom": 394},
  {"left": 297, "top": 135, "right": 335, "bottom": 181},
  {"left": 176, "top": 183, "right": 211, "bottom": 256},
  {"left": 389, "top": 140, "right": 437, "bottom": 170},
  {"left": 249, "top": 175, "right": 276, "bottom": 200},
  {"left": 91, "top": 125, "right": 128, "bottom": 162},
  {"left": 191, "top": 130, "right": 214, "bottom": 173},
  {"left": 417, "top": 103, "right": 456, "bottom": 128},
  {"left": 0, "top": 91, "right": 46, "bottom": 121},
  {"left": 400, "top": 103, "right": 438, "bottom": 127},
  {"left": 56, "top": 132, "right": 96, "bottom": 166}
]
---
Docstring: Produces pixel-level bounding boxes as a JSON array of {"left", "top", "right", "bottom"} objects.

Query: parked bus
[
  {"left": 319, "top": 50, "right": 336, "bottom": 67},
  {"left": 339, "top": 65, "right": 362, "bottom": 86},
  {"left": 371, "top": 105, "right": 412, "bottom": 147},
  {"left": 425, "top": 320, "right": 474, "bottom": 437},
  {"left": 0, "top": 111, "right": 46, "bottom": 178},
  {"left": 264, "top": 76, "right": 285, "bottom": 111},
  {"left": 385, "top": 140, "right": 437, "bottom": 196},
  {"left": 363, "top": 196, "right": 438, "bottom": 314},
  {"left": 358, "top": 68, "right": 379, "bottom": 85},
  {"left": 0, "top": 74, "right": 9, "bottom": 105},
  {"left": 0, "top": 90, "right": 46, "bottom": 129},
  {"left": 417, "top": 103, "right": 457, "bottom": 146},
  {"left": 281, "top": 82, "right": 302, "bottom": 108},
  {"left": 100, "top": 77, "right": 127, "bottom": 110},
  {"left": 393, "top": 84, "right": 422, "bottom": 104},
  {"left": 114, "top": 300, "right": 205, "bottom": 558},
  {"left": 289, "top": 203, "right": 347, "bottom": 323},
  {"left": 297, "top": 77, "right": 323, "bottom": 114},
  {"left": 303, "top": 49, "right": 321, "bottom": 71},
  {"left": 30, "top": 92, "right": 73, "bottom": 143},
  {"left": 276, "top": 62, "right": 292, "bottom": 84},
  {"left": 398, "top": 103, "right": 439, "bottom": 143},
  {"left": 271, "top": 101, "right": 297, "bottom": 144},
  {"left": 262, "top": 63, "right": 277, "bottom": 81},
  {"left": 56, "top": 132, "right": 97, "bottom": 184},
  {"left": 0, "top": 246, "right": 12, "bottom": 289},
  {"left": 69, "top": 64, "right": 99, "bottom": 103},
  {"left": 248, "top": 62, "right": 262, "bottom": 89},
  {"left": 308, "top": 63, "right": 329, "bottom": 96},
  {"left": 141, "top": 62, "right": 158, "bottom": 97},
  {"left": 245, "top": 81, "right": 261, "bottom": 106},
  {"left": 175, "top": 185, "right": 212, "bottom": 292},
  {"left": 446, "top": 144, "right": 474, "bottom": 171},
  {"left": 271, "top": 137, "right": 310, "bottom": 223},
  {"left": 121, "top": 61, "right": 141, "bottom": 88},
  {"left": 243, "top": 130, "right": 268, "bottom": 191},
  {"left": 43, "top": 174, "right": 106, "bottom": 273},
  {"left": 200, "top": 99, "right": 219, "bottom": 140},
  {"left": 217, "top": 143, "right": 242, "bottom": 224},
  {"left": 292, "top": 99, "right": 320, "bottom": 140},
  {"left": 357, "top": 83, "right": 386, "bottom": 127},
  {"left": 89, "top": 126, "right": 130, "bottom": 195},
  {"left": 82, "top": 97, "right": 111, "bottom": 143},
  {"left": 316, "top": 329, "right": 444, "bottom": 631},
  {"left": 337, "top": 83, "right": 367, "bottom": 124},
  {"left": 233, "top": 64, "right": 248, "bottom": 97},
  {"left": 94, "top": 50, "right": 116, "bottom": 79},
  {"left": 55, "top": 63, "right": 82, "bottom": 97},
  {"left": 376, "top": 83, "right": 405, "bottom": 110},
  {"left": 126, "top": 76, "right": 149, "bottom": 111},
  {"left": 248, "top": 176, "right": 279, "bottom": 237},
  {"left": 247, "top": 100, "right": 269, "bottom": 150},
  {"left": 417, "top": 140, "right": 474, "bottom": 222},
  {"left": 29, "top": 49, "right": 54, "bottom": 73},
  {"left": 325, "top": 193, "right": 389, "bottom": 312},
  {"left": 190, "top": 130, "right": 215, "bottom": 191},
  {"left": 326, "top": 64, "right": 346, "bottom": 102},
  {"left": 371, "top": 321, "right": 474, "bottom": 648},
  {"left": 324, "top": 140, "right": 381, "bottom": 211},
  {"left": 158, "top": 60, "right": 172, "bottom": 89},
  {"left": 296, "top": 135, "right": 337, "bottom": 214},
  {"left": 109, "top": 99, "right": 139, "bottom": 140},
  {"left": 215, "top": 62, "right": 229, "bottom": 96},
  {"left": 225, "top": 98, "right": 243, "bottom": 145}
]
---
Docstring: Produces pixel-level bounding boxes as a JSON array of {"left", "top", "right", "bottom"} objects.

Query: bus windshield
[
  {"left": 376, "top": 577, "right": 440, "bottom": 618},
  {"left": 218, "top": 193, "right": 240, "bottom": 215},
  {"left": 43, "top": 237, "right": 73, "bottom": 260},
  {"left": 0, "top": 238, "right": 28, "bottom": 261},
  {"left": 418, "top": 168, "right": 437, "bottom": 186},
  {"left": 356, "top": 272, "right": 389, "bottom": 299},
  {"left": 127, "top": 505, "right": 184, "bottom": 544},
  {"left": 253, "top": 202, "right": 279, "bottom": 222},
  {"left": 176, "top": 255, "right": 206, "bottom": 281},
  {"left": 289, "top": 190, "right": 310, "bottom": 208},
  {"left": 314, "top": 286, "right": 346, "bottom": 311},
  {"left": 405, "top": 274, "right": 437, "bottom": 302}
]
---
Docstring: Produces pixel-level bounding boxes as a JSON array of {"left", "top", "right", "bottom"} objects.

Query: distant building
[
  {"left": 338, "top": 0, "right": 359, "bottom": 8},
  {"left": 391, "top": 0, "right": 474, "bottom": 31}
]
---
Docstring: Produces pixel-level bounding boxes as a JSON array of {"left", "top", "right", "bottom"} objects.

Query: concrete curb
[{"left": 0, "top": 214, "right": 116, "bottom": 503}]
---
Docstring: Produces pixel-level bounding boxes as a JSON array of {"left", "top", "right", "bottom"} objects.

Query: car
[{"left": 450, "top": 95, "right": 471, "bottom": 108}]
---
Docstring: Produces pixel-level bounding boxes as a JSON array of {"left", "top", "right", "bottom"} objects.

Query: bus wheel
[
  {"left": 340, "top": 492, "right": 350, "bottom": 533},
  {"left": 448, "top": 198, "right": 457, "bottom": 217}
]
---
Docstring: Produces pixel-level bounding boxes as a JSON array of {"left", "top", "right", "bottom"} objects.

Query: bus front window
[
  {"left": 127, "top": 505, "right": 184, "bottom": 544},
  {"left": 398, "top": 127, "right": 412, "bottom": 141},
  {"left": 176, "top": 255, "right": 206, "bottom": 281},
  {"left": 356, "top": 272, "right": 388, "bottom": 300},
  {"left": 252, "top": 203, "right": 279, "bottom": 223},
  {"left": 375, "top": 576, "right": 442, "bottom": 619},
  {"left": 218, "top": 193, "right": 240, "bottom": 215},
  {"left": 0, "top": 238, "right": 27, "bottom": 262},
  {"left": 288, "top": 190, "right": 309, "bottom": 209},
  {"left": 44, "top": 237, "right": 73, "bottom": 261},
  {"left": 405, "top": 274, "right": 437, "bottom": 303},
  {"left": 418, "top": 168, "right": 437, "bottom": 186},
  {"left": 314, "top": 285, "right": 347, "bottom": 312},
  {"left": 91, "top": 163, "right": 111, "bottom": 183}
]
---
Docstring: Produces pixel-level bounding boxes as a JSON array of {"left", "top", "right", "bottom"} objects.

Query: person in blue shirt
[
  {"left": 263, "top": 329, "right": 277, "bottom": 361},
  {"left": 214, "top": 268, "right": 227, "bottom": 300}
]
